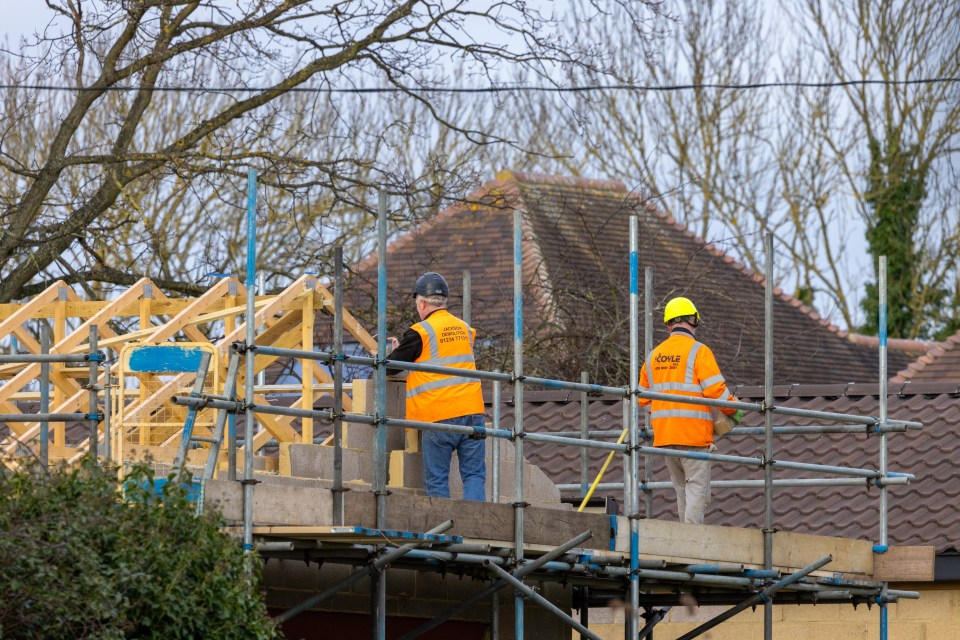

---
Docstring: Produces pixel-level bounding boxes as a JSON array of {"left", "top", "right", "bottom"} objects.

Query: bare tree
[
  {"left": 787, "top": 0, "right": 960, "bottom": 338},
  {"left": 503, "top": 0, "right": 960, "bottom": 337},
  {"left": 0, "top": 1, "right": 664, "bottom": 303}
]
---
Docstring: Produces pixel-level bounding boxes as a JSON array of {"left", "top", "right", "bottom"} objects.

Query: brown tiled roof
[
  {"left": 494, "top": 382, "right": 960, "bottom": 553},
  {"left": 348, "top": 170, "right": 913, "bottom": 385},
  {"left": 893, "top": 330, "right": 960, "bottom": 383}
]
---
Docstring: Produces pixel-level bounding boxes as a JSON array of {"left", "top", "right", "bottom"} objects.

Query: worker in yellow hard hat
[{"left": 638, "top": 296, "right": 742, "bottom": 523}]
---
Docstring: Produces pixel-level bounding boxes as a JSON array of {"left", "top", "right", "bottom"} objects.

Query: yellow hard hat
[{"left": 664, "top": 297, "right": 700, "bottom": 324}]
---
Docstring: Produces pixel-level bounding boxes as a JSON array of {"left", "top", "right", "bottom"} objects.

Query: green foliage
[
  {"left": 859, "top": 129, "right": 941, "bottom": 339},
  {"left": 0, "top": 461, "right": 278, "bottom": 640}
]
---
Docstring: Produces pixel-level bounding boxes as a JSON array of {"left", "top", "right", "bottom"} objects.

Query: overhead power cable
[{"left": 0, "top": 77, "right": 958, "bottom": 94}]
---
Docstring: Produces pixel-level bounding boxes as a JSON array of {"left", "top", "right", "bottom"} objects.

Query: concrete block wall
[
  {"left": 343, "top": 378, "right": 406, "bottom": 452},
  {"left": 575, "top": 584, "right": 960, "bottom": 639},
  {"left": 275, "top": 379, "right": 565, "bottom": 507},
  {"left": 280, "top": 441, "right": 563, "bottom": 507},
  {"left": 389, "top": 437, "right": 563, "bottom": 506},
  {"left": 263, "top": 557, "right": 575, "bottom": 639},
  {"left": 281, "top": 442, "right": 376, "bottom": 484}
]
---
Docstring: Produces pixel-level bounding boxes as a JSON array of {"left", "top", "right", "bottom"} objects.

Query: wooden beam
[
  {"left": 301, "top": 293, "right": 315, "bottom": 443},
  {"left": 314, "top": 286, "right": 378, "bottom": 354},
  {"left": 218, "top": 275, "right": 318, "bottom": 355},
  {"left": 873, "top": 545, "right": 935, "bottom": 581},
  {"left": 0, "top": 280, "right": 68, "bottom": 341}
]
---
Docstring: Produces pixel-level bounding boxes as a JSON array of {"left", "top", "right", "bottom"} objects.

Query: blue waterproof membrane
[
  {"left": 128, "top": 346, "right": 208, "bottom": 373},
  {"left": 609, "top": 515, "right": 618, "bottom": 552},
  {"left": 126, "top": 478, "right": 203, "bottom": 502}
]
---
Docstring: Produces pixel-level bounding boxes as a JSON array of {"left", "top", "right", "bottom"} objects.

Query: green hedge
[{"left": 0, "top": 461, "right": 278, "bottom": 639}]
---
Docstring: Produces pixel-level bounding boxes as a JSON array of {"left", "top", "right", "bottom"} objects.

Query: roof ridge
[
  {"left": 495, "top": 171, "right": 580, "bottom": 329},
  {"left": 497, "top": 169, "right": 628, "bottom": 192},
  {"left": 846, "top": 332, "right": 941, "bottom": 353},
  {"left": 892, "top": 328, "right": 960, "bottom": 382}
]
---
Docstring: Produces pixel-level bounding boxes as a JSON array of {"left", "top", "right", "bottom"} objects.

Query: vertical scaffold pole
[
  {"left": 878, "top": 255, "right": 889, "bottom": 640},
  {"left": 492, "top": 366, "right": 502, "bottom": 638},
  {"left": 492, "top": 374, "right": 501, "bottom": 503},
  {"left": 763, "top": 232, "right": 775, "bottom": 639},
  {"left": 374, "top": 191, "right": 389, "bottom": 527},
  {"left": 626, "top": 215, "right": 640, "bottom": 638},
  {"left": 622, "top": 399, "right": 630, "bottom": 516},
  {"left": 373, "top": 191, "right": 389, "bottom": 640},
  {"left": 512, "top": 209, "right": 526, "bottom": 639},
  {"left": 878, "top": 255, "right": 889, "bottom": 548},
  {"left": 103, "top": 372, "right": 112, "bottom": 464},
  {"left": 39, "top": 323, "right": 50, "bottom": 468},
  {"left": 463, "top": 270, "right": 472, "bottom": 326},
  {"left": 87, "top": 324, "right": 99, "bottom": 459},
  {"left": 242, "top": 168, "right": 257, "bottom": 557},
  {"left": 333, "top": 245, "right": 345, "bottom": 525},
  {"left": 643, "top": 267, "right": 654, "bottom": 519},
  {"left": 580, "top": 371, "right": 589, "bottom": 498},
  {"left": 229, "top": 277, "right": 239, "bottom": 481}
]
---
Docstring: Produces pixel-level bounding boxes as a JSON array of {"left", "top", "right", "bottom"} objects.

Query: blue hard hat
[{"left": 412, "top": 272, "right": 449, "bottom": 297}]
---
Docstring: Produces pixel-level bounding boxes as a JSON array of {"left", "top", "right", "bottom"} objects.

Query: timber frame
[{"left": 0, "top": 275, "right": 376, "bottom": 468}]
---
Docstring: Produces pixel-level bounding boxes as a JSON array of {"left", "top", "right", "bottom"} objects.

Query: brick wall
[{"left": 577, "top": 584, "right": 960, "bottom": 639}]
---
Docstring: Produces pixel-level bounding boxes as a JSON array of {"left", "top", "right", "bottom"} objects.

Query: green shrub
[{"left": 0, "top": 460, "right": 278, "bottom": 639}]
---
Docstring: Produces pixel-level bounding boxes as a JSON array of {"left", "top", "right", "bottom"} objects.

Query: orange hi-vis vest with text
[
  {"left": 406, "top": 309, "right": 484, "bottom": 424},
  {"left": 638, "top": 331, "right": 734, "bottom": 448}
]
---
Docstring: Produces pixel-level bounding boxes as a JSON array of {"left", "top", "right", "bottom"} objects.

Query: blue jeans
[{"left": 422, "top": 414, "right": 486, "bottom": 501}]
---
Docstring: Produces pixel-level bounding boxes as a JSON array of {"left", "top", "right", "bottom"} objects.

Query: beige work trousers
[{"left": 663, "top": 445, "right": 713, "bottom": 524}]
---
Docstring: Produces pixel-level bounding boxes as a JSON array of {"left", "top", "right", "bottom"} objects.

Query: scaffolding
[
  {"left": 173, "top": 176, "right": 919, "bottom": 638},
  {"left": 0, "top": 172, "right": 926, "bottom": 639}
]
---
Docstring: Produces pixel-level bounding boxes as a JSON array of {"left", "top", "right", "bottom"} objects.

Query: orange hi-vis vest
[
  {"left": 406, "top": 309, "right": 484, "bottom": 423},
  {"left": 638, "top": 331, "right": 734, "bottom": 448}
]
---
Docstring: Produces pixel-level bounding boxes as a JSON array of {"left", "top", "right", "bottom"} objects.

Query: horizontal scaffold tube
[
  {"left": 382, "top": 417, "right": 629, "bottom": 452},
  {"left": 172, "top": 395, "right": 911, "bottom": 477},
  {"left": 728, "top": 424, "right": 918, "bottom": 435},
  {"left": 513, "top": 375, "right": 628, "bottom": 397},
  {"left": 635, "top": 444, "right": 914, "bottom": 480},
  {"left": 559, "top": 476, "right": 913, "bottom": 492},
  {"left": 551, "top": 423, "right": 917, "bottom": 438},
  {"left": 0, "top": 412, "right": 93, "bottom": 422},
  {"left": 261, "top": 538, "right": 906, "bottom": 602},
  {"left": 250, "top": 344, "right": 923, "bottom": 429},
  {"left": 0, "top": 353, "right": 101, "bottom": 364}
]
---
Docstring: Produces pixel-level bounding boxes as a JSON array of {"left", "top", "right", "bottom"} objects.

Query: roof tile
[
  {"left": 499, "top": 383, "right": 960, "bottom": 552},
  {"left": 349, "top": 171, "right": 916, "bottom": 386}
]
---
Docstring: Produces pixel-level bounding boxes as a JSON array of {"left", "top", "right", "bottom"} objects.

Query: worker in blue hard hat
[{"left": 386, "top": 272, "right": 486, "bottom": 501}]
